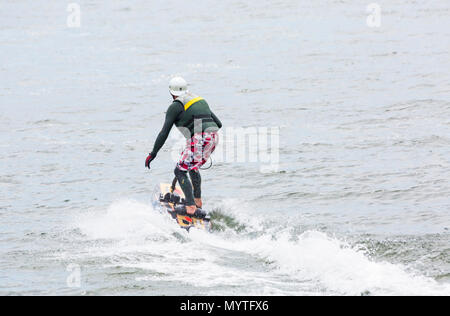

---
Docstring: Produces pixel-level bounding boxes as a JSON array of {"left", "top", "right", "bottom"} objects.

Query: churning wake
[{"left": 73, "top": 199, "right": 450, "bottom": 296}]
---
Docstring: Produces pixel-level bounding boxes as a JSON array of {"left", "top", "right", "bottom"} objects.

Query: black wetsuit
[{"left": 150, "top": 95, "right": 222, "bottom": 206}]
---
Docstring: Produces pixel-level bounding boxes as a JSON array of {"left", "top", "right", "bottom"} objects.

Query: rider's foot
[
  {"left": 194, "top": 198, "right": 203, "bottom": 209},
  {"left": 186, "top": 205, "right": 197, "bottom": 215}
]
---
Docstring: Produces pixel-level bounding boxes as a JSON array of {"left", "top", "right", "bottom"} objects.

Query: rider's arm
[
  {"left": 150, "top": 102, "right": 182, "bottom": 157},
  {"left": 211, "top": 111, "right": 222, "bottom": 129}
]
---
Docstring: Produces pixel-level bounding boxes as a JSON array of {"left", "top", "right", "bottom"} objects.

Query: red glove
[{"left": 145, "top": 153, "right": 155, "bottom": 169}]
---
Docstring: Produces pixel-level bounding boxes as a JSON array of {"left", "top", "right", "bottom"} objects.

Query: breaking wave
[{"left": 73, "top": 199, "right": 450, "bottom": 296}]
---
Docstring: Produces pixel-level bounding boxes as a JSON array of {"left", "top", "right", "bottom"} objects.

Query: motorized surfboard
[{"left": 152, "top": 178, "right": 212, "bottom": 232}]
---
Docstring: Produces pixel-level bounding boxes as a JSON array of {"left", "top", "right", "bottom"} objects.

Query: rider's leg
[
  {"left": 189, "top": 169, "right": 202, "bottom": 208},
  {"left": 174, "top": 167, "right": 196, "bottom": 215}
]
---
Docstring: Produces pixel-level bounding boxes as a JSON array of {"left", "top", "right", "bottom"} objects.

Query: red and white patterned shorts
[{"left": 176, "top": 132, "right": 219, "bottom": 172}]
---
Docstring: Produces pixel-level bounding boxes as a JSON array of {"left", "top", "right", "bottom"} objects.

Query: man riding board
[{"left": 145, "top": 77, "right": 222, "bottom": 215}]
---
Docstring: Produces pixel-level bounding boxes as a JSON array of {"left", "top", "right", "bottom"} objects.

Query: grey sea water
[{"left": 0, "top": 0, "right": 449, "bottom": 295}]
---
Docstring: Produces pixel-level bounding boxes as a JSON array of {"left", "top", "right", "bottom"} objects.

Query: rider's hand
[{"left": 145, "top": 153, "right": 155, "bottom": 169}]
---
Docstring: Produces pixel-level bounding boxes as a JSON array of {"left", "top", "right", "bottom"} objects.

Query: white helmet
[{"left": 169, "top": 76, "right": 188, "bottom": 96}]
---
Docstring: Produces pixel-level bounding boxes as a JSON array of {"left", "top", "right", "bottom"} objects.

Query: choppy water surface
[{"left": 0, "top": 1, "right": 449, "bottom": 295}]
